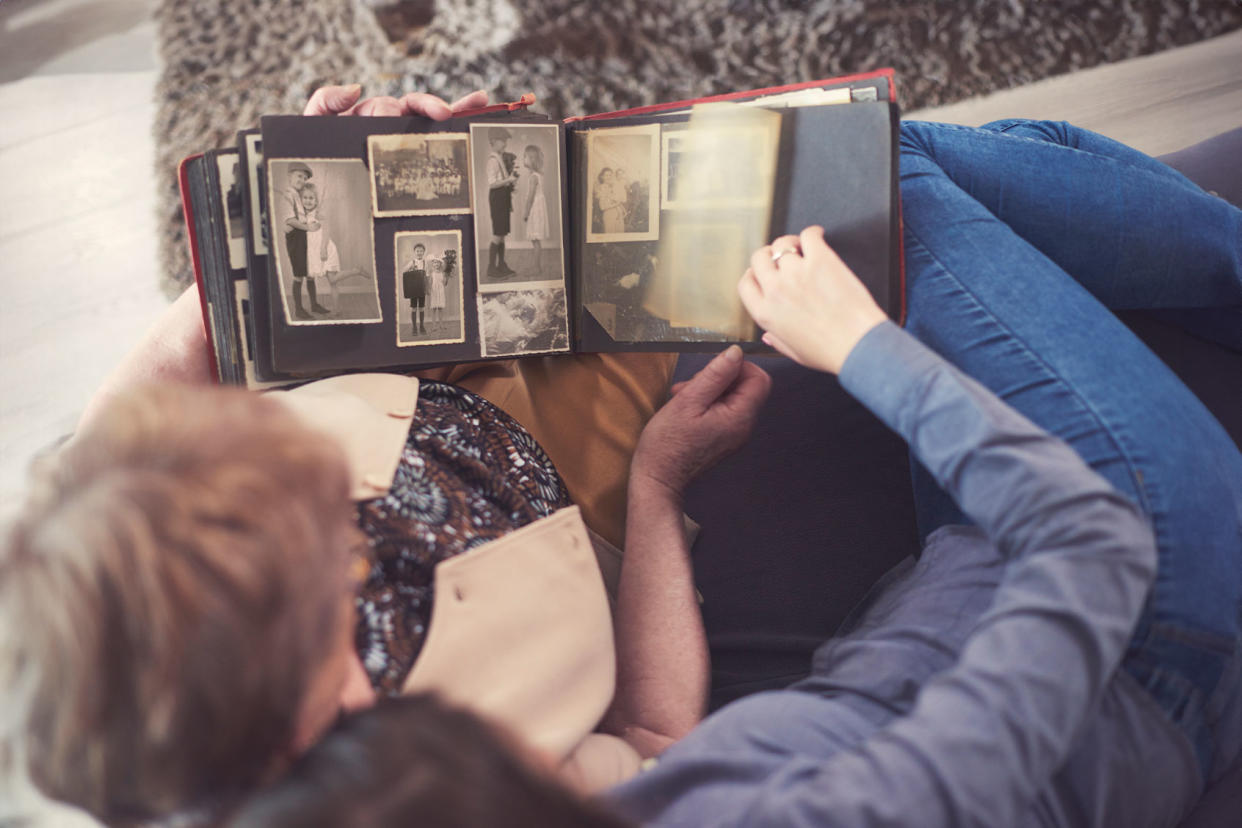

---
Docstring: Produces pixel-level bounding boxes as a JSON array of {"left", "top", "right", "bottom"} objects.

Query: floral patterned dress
[{"left": 354, "top": 380, "right": 572, "bottom": 694}]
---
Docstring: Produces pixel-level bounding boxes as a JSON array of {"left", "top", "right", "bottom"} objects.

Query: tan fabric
[
  {"left": 418, "top": 353, "right": 678, "bottom": 549},
  {"left": 400, "top": 506, "right": 615, "bottom": 761},
  {"left": 267, "top": 373, "right": 419, "bottom": 500}
]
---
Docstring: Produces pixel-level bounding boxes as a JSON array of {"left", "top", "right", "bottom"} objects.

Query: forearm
[{"left": 602, "top": 472, "right": 709, "bottom": 758}]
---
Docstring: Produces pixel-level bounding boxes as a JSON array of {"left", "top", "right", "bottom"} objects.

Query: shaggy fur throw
[{"left": 154, "top": 0, "right": 1242, "bottom": 294}]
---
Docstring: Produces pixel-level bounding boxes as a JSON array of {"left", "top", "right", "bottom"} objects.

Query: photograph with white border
[
  {"left": 394, "top": 230, "right": 466, "bottom": 347},
  {"left": 585, "top": 123, "right": 660, "bottom": 243},
  {"left": 267, "top": 158, "right": 382, "bottom": 326},
  {"left": 478, "top": 286, "right": 570, "bottom": 357},
  {"left": 368, "top": 133, "right": 471, "bottom": 217},
  {"left": 469, "top": 122, "right": 566, "bottom": 287}
]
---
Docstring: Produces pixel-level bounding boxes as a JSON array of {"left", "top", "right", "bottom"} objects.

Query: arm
[
  {"left": 601, "top": 347, "right": 771, "bottom": 758},
  {"left": 524, "top": 175, "right": 537, "bottom": 219},
  {"left": 736, "top": 229, "right": 1158, "bottom": 826}
]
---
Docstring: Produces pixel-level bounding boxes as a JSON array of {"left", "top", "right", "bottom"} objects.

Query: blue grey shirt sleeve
[{"left": 738, "top": 321, "right": 1159, "bottom": 827}]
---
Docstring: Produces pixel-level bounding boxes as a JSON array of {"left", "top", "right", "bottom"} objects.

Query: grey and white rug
[{"left": 155, "top": 0, "right": 1242, "bottom": 293}]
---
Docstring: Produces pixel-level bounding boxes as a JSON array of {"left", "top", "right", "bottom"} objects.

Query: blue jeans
[{"left": 898, "top": 119, "right": 1242, "bottom": 778}]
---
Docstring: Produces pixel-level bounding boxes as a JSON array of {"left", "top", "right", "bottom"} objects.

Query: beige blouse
[{"left": 269, "top": 373, "right": 643, "bottom": 791}]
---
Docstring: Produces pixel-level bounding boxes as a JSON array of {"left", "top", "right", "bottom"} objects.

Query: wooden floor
[{"left": 0, "top": 8, "right": 1240, "bottom": 519}]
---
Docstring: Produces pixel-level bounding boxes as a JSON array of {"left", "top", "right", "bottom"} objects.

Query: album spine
[{"left": 178, "top": 154, "right": 223, "bottom": 384}]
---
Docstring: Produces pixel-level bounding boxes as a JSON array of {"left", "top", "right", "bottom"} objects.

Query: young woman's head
[
  {"left": 228, "top": 695, "right": 633, "bottom": 828},
  {"left": 299, "top": 183, "right": 319, "bottom": 211},
  {"left": 524, "top": 145, "right": 544, "bottom": 173},
  {"left": 598, "top": 167, "right": 614, "bottom": 185},
  {"left": 0, "top": 384, "right": 361, "bottom": 824}
]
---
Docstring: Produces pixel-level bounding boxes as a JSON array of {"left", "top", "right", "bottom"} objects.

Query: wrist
[{"left": 628, "top": 460, "right": 687, "bottom": 508}]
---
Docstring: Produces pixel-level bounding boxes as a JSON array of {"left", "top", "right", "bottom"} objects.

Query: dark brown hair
[
  {"left": 0, "top": 384, "right": 356, "bottom": 824},
  {"left": 228, "top": 694, "right": 634, "bottom": 828}
]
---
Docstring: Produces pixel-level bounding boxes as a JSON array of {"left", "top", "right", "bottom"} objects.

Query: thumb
[
  {"left": 303, "top": 84, "right": 363, "bottom": 116},
  {"left": 679, "top": 345, "right": 745, "bottom": 409}
]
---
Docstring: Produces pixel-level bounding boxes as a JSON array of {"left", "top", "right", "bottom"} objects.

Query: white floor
[{"left": 0, "top": 0, "right": 163, "bottom": 517}]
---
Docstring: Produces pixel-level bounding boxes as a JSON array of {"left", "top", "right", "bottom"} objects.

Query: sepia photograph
[
  {"left": 267, "top": 158, "right": 382, "bottom": 326},
  {"left": 585, "top": 123, "right": 660, "bottom": 244},
  {"left": 469, "top": 122, "right": 566, "bottom": 286},
  {"left": 478, "top": 286, "right": 570, "bottom": 357},
  {"left": 215, "top": 153, "right": 247, "bottom": 270},
  {"left": 394, "top": 230, "right": 465, "bottom": 347},
  {"left": 244, "top": 133, "right": 269, "bottom": 256},
  {"left": 661, "top": 124, "right": 776, "bottom": 210},
  {"left": 368, "top": 133, "right": 471, "bottom": 217}
]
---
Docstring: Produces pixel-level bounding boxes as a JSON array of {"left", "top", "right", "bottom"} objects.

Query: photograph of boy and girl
[
  {"left": 268, "top": 158, "right": 382, "bottom": 326},
  {"left": 395, "top": 230, "right": 464, "bottom": 346},
  {"left": 469, "top": 123, "right": 565, "bottom": 286}
]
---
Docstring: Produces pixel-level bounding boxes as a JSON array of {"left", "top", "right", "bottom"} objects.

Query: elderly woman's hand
[
  {"left": 738, "top": 226, "right": 887, "bottom": 375},
  {"left": 631, "top": 346, "right": 771, "bottom": 499},
  {"left": 302, "top": 84, "right": 489, "bottom": 119}
]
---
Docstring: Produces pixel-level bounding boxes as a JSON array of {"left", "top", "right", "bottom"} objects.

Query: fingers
[
  {"left": 719, "top": 360, "right": 771, "bottom": 413},
  {"left": 303, "top": 84, "right": 364, "bottom": 116},
  {"left": 677, "top": 345, "right": 745, "bottom": 410},
  {"left": 449, "top": 89, "right": 490, "bottom": 112},
  {"left": 397, "top": 92, "right": 453, "bottom": 120},
  {"left": 348, "top": 96, "right": 406, "bottom": 117},
  {"left": 761, "top": 331, "right": 798, "bottom": 362}
]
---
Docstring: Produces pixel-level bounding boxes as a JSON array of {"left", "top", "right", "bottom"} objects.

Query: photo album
[{"left": 179, "top": 69, "right": 903, "bottom": 387}]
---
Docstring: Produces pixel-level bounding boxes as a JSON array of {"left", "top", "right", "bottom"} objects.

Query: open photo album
[{"left": 179, "top": 69, "right": 903, "bottom": 387}]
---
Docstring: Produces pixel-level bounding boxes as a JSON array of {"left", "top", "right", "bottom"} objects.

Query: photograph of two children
[{"left": 264, "top": 122, "right": 570, "bottom": 357}]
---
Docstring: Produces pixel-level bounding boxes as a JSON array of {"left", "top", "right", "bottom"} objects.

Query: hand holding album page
[{"left": 646, "top": 104, "right": 781, "bottom": 341}]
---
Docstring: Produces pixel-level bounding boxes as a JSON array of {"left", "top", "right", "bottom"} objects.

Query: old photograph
[
  {"left": 368, "top": 133, "right": 471, "bottom": 217},
  {"left": 215, "top": 152, "right": 247, "bottom": 270},
  {"left": 584, "top": 123, "right": 660, "bottom": 243},
  {"left": 469, "top": 123, "right": 566, "bottom": 286},
  {"left": 661, "top": 123, "right": 777, "bottom": 210},
  {"left": 244, "top": 133, "right": 269, "bottom": 256},
  {"left": 394, "top": 230, "right": 465, "bottom": 346},
  {"left": 478, "top": 286, "right": 570, "bottom": 357},
  {"left": 267, "top": 158, "right": 382, "bottom": 326}
]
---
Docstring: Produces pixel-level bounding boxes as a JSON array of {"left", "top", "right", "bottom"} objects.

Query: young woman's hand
[
  {"left": 737, "top": 226, "right": 887, "bottom": 375},
  {"left": 302, "top": 84, "right": 489, "bottom": 119},
  {"left": 631, "top": 346, "right": 771, "bottom": 499}
]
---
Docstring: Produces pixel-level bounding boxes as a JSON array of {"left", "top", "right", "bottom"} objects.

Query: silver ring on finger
[{"left": 771, "top": 247, "right": 799, "bottom": 265}]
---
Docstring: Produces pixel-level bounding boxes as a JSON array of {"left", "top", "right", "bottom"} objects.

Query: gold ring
[{"left": 771, "top": 247, "right": 798, "bottom": 264}]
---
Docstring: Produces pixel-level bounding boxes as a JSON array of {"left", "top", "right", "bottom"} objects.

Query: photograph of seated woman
[{"left": 1, "top": 84, "right": 1239, "bottom": 828}]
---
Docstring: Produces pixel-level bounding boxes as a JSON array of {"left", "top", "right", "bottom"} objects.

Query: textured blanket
[{"left": 154, "top": 0, "right": 1241, "bottom": 294}]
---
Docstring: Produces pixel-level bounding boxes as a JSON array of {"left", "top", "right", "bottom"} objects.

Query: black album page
[{"left": 257, "top": 111, "right": 569, "bottom": 377}]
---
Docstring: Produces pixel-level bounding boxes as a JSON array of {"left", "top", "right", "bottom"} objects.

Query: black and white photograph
[
  {"left": 394, "top": 230, "right": 465, "bottom": 346},
  {"left": 215, "top": 152, "right": 247, "bottom": 270},
  {"left": 267, "top": 158, "right": 382, "bottom": 326},
  {"left": 469, "top": 122, "right": 566, "bottom": 286},
  {"left": 244, "top": 133, "right": 269, "bottom": 256},
  {"left": 585, "top": 124, "right": 660, "bottom": 244},
  {"left": 478, "top": 287, "right": 570, "bottom": 357},
  {"left": 661, "top": 124, "right": 777, "bottom": 210},
  {"left": 368, "top": 133, "right": 470, "bottom": 217}
]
